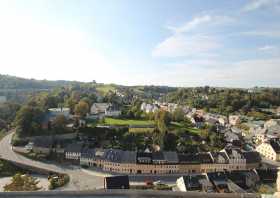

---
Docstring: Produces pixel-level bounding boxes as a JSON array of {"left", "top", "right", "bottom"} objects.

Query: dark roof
[
  {"left": 178, "top": 154, "right": 200, "bottom": 164},
  {"left": 65, "top": 143, "right": 83, "bottom": 153},
  {"left": 225, "top": 149, "right": 243, "bottom": 159},
  {"left": 198, "top": 153, "right": 213, "bottom": 164},
  {"left": 137, "top": 152, "right": 152, "bottom": 159},
  {"left": 211, "top": 152, "right": 228, "bottom": 163},
  {"left": 163, "top": 151, "right": 178, "bottom": 163},
  {"left": 256, "top": 169, "right": 277, "bottom": 183},
  {"left": 104, "top": 149, "right": 122, "bottom": 163},
  {"left": 104, "top": 175, "right": 129, "bottom": 189},
  {"left": 207, "top": 172, "right": 228, "bottom": 182},
  {"left": 242, "top": 152, "right": 261, "bottom": 164},
  {"left": 182, "top": 175, "right": 202, "bottom": 191},
  {"left": 33, "top": 138, "right": 53, "bottom": 148},
  {"left": 121, "top": 151, "right": 136, "bottom": 164},
  {"left": 152, "top": 152, "right": 165, "bottom": 161},
  {"left": 81, "top": 149, "right": 96, "bottom": 158},
  {"left": 226, "top": 171, "right": 246, "bottom": 189},
  {"left": 194, "top": 116, "right": 204, "bottom": 123},
  {"left": 270, "top": 139, "right": 280, "bottom": 153}
]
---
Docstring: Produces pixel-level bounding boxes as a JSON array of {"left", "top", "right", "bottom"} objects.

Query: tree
[
  {"left": 172, "top": 108, "right": 185, "bottom": 122},
  {"left": 53, "top": 115, "right": 67, "bottom": 132},
  {"left": 15, "top": 105, "right": 44, "bottom": 137},
  {"left": 74, "top": 100, "right": 89, "bottom": 118},
  {"left": 4, "top": 173, "right": 41, "bottom": 191},
  {"left": 155, "top": 110, "right": 171, "bottom": 133},
  {"left": 163, "top": 133, "right": 178, "bottom": 151}
]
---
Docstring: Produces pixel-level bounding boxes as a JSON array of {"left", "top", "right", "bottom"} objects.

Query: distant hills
[{"left": 0, "top": 74, "right": 86, "bottom": 90}]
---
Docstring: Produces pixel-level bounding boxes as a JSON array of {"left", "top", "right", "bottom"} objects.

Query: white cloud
[
  {"left": 152, "top": 34, "right": 220, "bottom": 58},
  {"left": 167, "top": 15, "right": 234, "bottom": 34},
  {"left": 258, "top": 45, "right": 277, "bottom": 51},
  {"left": 152, "top": 14, "right": 230, "bottom": 58},
  {"left": 167, "top": 15, "right": 212, "bottom": 34},
  {"left": 243, "top": 0, "right": 280, "bottom": 12}
]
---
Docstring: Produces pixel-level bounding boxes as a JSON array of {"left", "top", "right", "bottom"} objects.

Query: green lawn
[
  {"left": 169, "top": 121, "right": 202, "bottom": 135},
  {"left": 103, "top": 118, "right": 154, "bottom": 126},
  {"left": 96, "top": 84, "right": 117, "bottom": 95}
]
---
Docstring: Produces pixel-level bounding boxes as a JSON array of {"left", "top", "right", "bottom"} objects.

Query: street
[{"left": 0, "top": 132, "right": 104, "bottom": 191}]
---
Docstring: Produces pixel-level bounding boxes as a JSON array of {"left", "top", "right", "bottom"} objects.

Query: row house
[{"left": 78, "top": 148, "right": 261, "bottom": 175}]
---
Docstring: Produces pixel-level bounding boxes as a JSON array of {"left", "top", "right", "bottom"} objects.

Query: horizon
[
  {"left": 0, "top": 0, "right": 280, "bottom": 87},
  {"left": 2, "top": 73, "right": 280, "bottom": 89}
]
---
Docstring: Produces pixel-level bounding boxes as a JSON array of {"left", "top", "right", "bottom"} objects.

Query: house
[
  {"left": 105, "top": 106, "right": 121, "bottom": 117},
  {"left": 222, "top": 149, "right": 246, "bottom": 170},
  {"left": 90, "top": 103, "right": 121, "bottom": 118},
  {"left": 48, "top": 107, "right": 70, "bottom": 118},
  {"left": 140, "top": 103, "right": 159, "bottom": 113},
  {"left": 210, "top": 152, "right": 228, "bottom": 164},
  {"left": 256, "top": 139, "right": 280, "bottom": 161},
  {"left": 226, "top": 170, "right": 259, "bottom": 189},
  {"left": 207, "top": 172, "right": 230, "bottom": 193},
  {"left": 32, "top": 138, "right": 53, "bottom": 155},
  {"left": 265, "top": 125, "right": 280, "bottom": 139},
  {"left": 136, "top": 152, "right": 152, "bottom": 164},
  {"left": 65, "top": 143, "right": 83, "bottom": 161},
  {"left": 229, "top": 115, "right": 241, "bottom": 126},
  {"left": 264, "top": 119, "right": 280, "bottom": 129},
  {"left": 224, "top": 131, "right": 240, "bottom": 143},
  {"left": 218, "top": 116, "right": 228, "bottom": 126},
  {"left": 176, "top": 175, "right": 212, "bottom": 192},
  {"left": 104, "top": 175, "right": 129, "bottom": 189},
  {"left": 90, "top": 103, "right": 110, "bottom": 116},
  {"left": 256, "top": 169, "right": 277, "bottom": 184},
  {"left": 191, "top": 115, "right": 204, "bottom": 128}
]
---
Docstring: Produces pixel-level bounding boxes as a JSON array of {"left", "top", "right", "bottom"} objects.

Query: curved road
[{"left": 0, "top": 131, "right": 104, "bottom": 191}]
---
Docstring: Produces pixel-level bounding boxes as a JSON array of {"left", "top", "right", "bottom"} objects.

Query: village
[{"left": 7, "top": 97, "right": 280, "bottom": 194}]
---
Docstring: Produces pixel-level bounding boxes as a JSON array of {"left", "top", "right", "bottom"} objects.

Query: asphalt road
[{"left": 0, "top": 131, "right": 104, "bottom": 191}]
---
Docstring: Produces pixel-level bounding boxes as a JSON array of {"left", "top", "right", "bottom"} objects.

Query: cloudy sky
[{"left": 0, "top": 0, "right": 279, "bottom": 87}]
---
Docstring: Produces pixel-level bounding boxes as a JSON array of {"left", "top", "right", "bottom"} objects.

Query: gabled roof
[
  {"left": 270, "top": 139, "right": 280, "bottom": 153},
  {"left": 163, "top": 151, "right": 178, "bottom": 163},
  {"left": 152, "top": 151, "right": 165, "bottom": 161},
  {"left": 242, "top": 151, "right": 261, "bottom": 163},
  {"left": 65, "top": 143, "right": 83, "bottom": 153},
  {"left": 121, "top": 151, "right": 136, "bottom": 164}
]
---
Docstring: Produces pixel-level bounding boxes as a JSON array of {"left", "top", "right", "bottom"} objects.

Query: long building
[{"left": 77, "top": 148, "right": 261, "bottom": 175}]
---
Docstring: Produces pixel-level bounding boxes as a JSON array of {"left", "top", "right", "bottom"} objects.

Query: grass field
[
  {"left": 103, "top": 118, "right": 154, "bottom": 126},
  {"left": 169, "top": 121, "right": 202, "bottom": 135},
  {"left": 95, "top": 84, "right": 117, "bottom": 95}
]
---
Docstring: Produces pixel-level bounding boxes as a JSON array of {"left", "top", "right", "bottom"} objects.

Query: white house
[
  {"left": 105, "top": 106, "right": 121, "bottom": 117},
  {"left": 90, "top": 103, "right": 110, "bottom": 115},
  {"left": 229, "top": 115, "right": 241, "bottom": 126},
  {"left": 256, "top": 139, "right": 280, "bottom": 161},
  {"left": 48, "top": 107, "right": 70, "bottom": 118}
]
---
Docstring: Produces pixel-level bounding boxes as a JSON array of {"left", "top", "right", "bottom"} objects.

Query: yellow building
[{"left": 256, "top": 140, "right": 280, "bottom": 161}]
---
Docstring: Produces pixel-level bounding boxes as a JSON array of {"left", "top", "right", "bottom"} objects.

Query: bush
[{"left": 48, "top": 174, "right": 70, "bottom": 190}]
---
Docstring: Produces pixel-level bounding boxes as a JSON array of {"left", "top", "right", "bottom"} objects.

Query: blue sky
[{"left": 0, "top": 0, "right": 279, "bottom": 87}]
